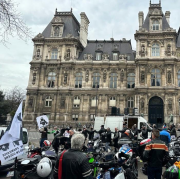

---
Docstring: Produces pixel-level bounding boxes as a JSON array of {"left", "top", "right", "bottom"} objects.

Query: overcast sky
[{"left": 0, "top": 0, "right": 180, "bottom": 91}]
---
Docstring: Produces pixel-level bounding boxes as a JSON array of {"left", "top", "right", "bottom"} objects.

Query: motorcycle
[{"left": 115, "top": 144, "right": 138, "bottom": 179}]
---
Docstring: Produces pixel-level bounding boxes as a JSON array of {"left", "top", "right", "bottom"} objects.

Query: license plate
[{"left": 6, "top": 171, "right": 14, "bottom": 177}]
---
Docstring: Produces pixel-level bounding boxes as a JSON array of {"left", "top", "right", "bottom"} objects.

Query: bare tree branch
[{"left": 0, "top": 0, "right": 32, "bottom": 45}]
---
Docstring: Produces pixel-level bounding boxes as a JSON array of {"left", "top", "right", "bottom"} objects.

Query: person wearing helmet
[
  {"left": 53, "top": 134, "right": 92, "bottom": 179},
  {"left": 170, "top": 124, "right": 177, "bottom": 137}
]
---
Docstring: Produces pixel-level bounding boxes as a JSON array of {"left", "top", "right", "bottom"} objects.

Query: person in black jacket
[
  {"left": 170, "top": 124, "right": 177, "bottom": 137},
  {"left": 104, "top": 127, "right": 111, "bottom": 152},
  {"left": 141, "top": 125, "right": 148, "bottom": 139},
  {"left": 132, "top": 124, "right": 138, "bottom": 140},
  {"left": 39, "top": 127, "right": 48, "bottom": 147},
  {"left": 82, "top": 128, "right": 88, "bottom": 140},
  {"left": 87, "top": 127, "right": 95, "bottom": 140},
  {"left": 96, "top": 125, "right": 106, "bottom": 143},
  {"left": 113, "top": 127, "right": 119, "bottom": 152},
  {"left": 143, "top": 129, "right": 168, "bottom": 179},
  {"left": 53, "top": 134, "right": 92, "bottom": 179}
]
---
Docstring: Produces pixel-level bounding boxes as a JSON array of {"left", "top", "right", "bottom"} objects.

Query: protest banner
[
  {"left": 36, "top": 115, "right": 49, "bottom": 129},
  {"left": 0, "top": 102, "right": 23, "bottom": 164}
]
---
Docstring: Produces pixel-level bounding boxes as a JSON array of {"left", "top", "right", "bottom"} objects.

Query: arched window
[
  {"left": 75, "top": 73, "right": 82, "bottom": 88},
  {"left": 54, "top": 26, "right": 60, "bottom": 37},
  {"left": 153, "top": 20, "right": 159, "bottom": 30},
  {"left": 152, "top": 44, "right": 160, "bottom": 56},
  {"left": 92, "top": 73, "right": 100, "bottom": 88},
  {"left": 47, "top": 72, "right": 56, "bottom": 88},
  {"left": 178, "top": 70, "right": 180, "bottom": 87},
  {"left": 127, "top": 97, "right": 134, "bottom": 108},
  {"left": 51, "top": 48, "right": 58, "bottom": 59},
  {"left": 109, "top": 97, "right": 116, "bottom": 107},
  {"left": 127, "top": 73, "right": 135, "bottom": 88},
  {"left": 36, "top": 49, "right": 40, "bottom": 57},
  {"left": 45, "top": 96, "right": 52, "bottom": 107},
  {"left": 110, "top": 73, "right": 117, "bottom": 88},
  {"left": 151, "top": 69, "right": 161, "bottom": 86}
]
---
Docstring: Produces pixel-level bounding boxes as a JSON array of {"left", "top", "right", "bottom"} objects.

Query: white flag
[
  {"left": 36, "top": 115, "right": 49, "bottom": 129},
  {"left": 0, "top": 102, "right": 23, "bottom": 164}
]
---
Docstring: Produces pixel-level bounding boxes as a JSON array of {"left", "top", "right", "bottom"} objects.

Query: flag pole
[{"left": 14, "top": 157, "right": 18, "bottom": 179}]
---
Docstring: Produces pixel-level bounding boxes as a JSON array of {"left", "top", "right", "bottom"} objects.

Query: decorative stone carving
[
  {"left": 54, "top": 16, "right": 62, "bottom": 22},
  {"left": 64, "top": 73, "right": 68, "bottom": 84},
  {"left": 102, "top": 54, "right": 109, "bottom": 61},
  {"left": 140, "top": 71, "right": 145, "bottom": 83},
  {"left": 140, "top": 99, "right": 145, "bottom": 112},
  {"left": 167, "top": 71, "right": 172, "bottom": 84},
  {"left": 168, "top": 98, "right": 173, "bottom": 111},
  {"left": 84, "top": 54, "right": 93, "bottom": 61},
  {"left": 32, "top": 72, "right": 36, "bottom": 85},
  {"left": 28, "top": 98, "right": 33, "bottom": 107},
  {"left": 103, "top": 69, "right": 107, "bottom": 82},
  {"left": 64, "top": 49, "right": 71, "bottom": 60},
  {"left": 85, "top": 70, "right": 89, "bottom": 82},
  {"left": 119, "top": 54, "right": 127, "bottom": 61},
  {"left": 139, "top": 45, "right": 147, "bottom": 57},
  {"left": 60, "top": 98, "right": 65, "bottom": 108},
  {"left": 120, "top": 69, "right": 124, "bottom": 82},
  {"left": 34, "top": 33, "right": 44, "bottom": 39}
]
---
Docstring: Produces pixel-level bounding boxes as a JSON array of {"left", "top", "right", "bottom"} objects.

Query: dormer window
[
  {"left": 153, "top": 20, "right": 159, "bottom": 30},
  {"left": 54, "top": 26, "right": 60, "bottom": 37},
  {"left": 96, "top": 52, "right": 102, "bottom": 61},
  {"left": 113, "top": 53, "right": 118, "bottom": 61}
]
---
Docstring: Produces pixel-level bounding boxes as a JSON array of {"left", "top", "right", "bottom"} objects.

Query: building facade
[{"left": 24, "top": 1, "right": 180, "bottom": 125}]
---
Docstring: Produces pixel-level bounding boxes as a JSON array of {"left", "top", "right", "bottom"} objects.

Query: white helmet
[
  {"left": 43, "top": 140, "right": 51, "bottom": 147},
  {"left": 36, "top": 157, "right": 52, "bottom": 178}
]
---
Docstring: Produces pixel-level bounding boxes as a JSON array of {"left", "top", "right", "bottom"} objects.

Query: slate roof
[
  {"left": 79, "top": 40, "right": 135, "bottom": 61},
  {"left": 142, "top": 13, "right": 170, "bottom": 31},
  {"left": 42, "top": 11, "right": 80, "bottom": 38}
]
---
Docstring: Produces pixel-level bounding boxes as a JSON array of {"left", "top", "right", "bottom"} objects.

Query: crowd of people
[{"left": 38, "top": 123, "right": 178, "bottom": 179}]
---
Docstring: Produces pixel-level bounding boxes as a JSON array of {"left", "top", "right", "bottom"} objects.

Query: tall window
[
  {"left": 127, "top": 73, "right": 135, "bottom": 88},
  {"left": 109, "top": 97, "right": 116, "bottom": 107},
  {"left": 75, "top": 73, "right": 82, "bottom": 88},
  {"left": 178, "top": 70, "right": 180, "bottom": 87},
  {"left": 127, "top": 97, "right": 134, "bottom": 108},
  {"left": 152, "top": 44, "right": 160, "bottom": 57},
  {"left": 96, "top": 53, "right": 102, "bottom": 60},
  {"left": 47, "top": 72, "right": 56, "bottom": 88},
  {"left": 51, "top": 48, "right": 58, "bottom": 59},
  {"left": 73, "top": 96, "right": 80, "bottom": 108},
  {"left": 54, "top": 26, "right": 60, "bottom": 37},
  {"left": 72, "top": 114, "right": 78, "bottom": 121},
  {"left": 92, "top": 73, "right": 100, "bottom": 88},
  {"left": 45, "top": 96, "right": 52, "bottom": 107},
  {"left": 36, "top": 49, "right": 40, "bottom": 57},
  {"left": 153, "top": 20, "right": 159, "bottom": 30},
  {"left": 151, "top": 69, "right": 161, "bottom": 86},
  {"left": 91, "top": 96, "right": 98, "bottom": 107},
  {"left": 110, "top": 73, "right": 117, "bottom": 88},
  {"left": 113, "top": 53, "right": 118, "bottom": 61}
]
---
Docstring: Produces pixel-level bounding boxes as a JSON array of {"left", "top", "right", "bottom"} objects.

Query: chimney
[
  {"left": 80, "top": 12, "right": 90, "bottom": 48},
  {"left": 165, "top": 11, "right": 170, "bottom": 25},
  {"left": 138, "top": 11, "right": 144, "bottom": 30}
]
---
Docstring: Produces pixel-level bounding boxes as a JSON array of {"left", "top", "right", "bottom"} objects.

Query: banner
[
  {"left": 0, "top": 102, "right": 23, "bottom": 164},
  {"left": 36, "top": 115, "right": 49, "bottom": 129}
]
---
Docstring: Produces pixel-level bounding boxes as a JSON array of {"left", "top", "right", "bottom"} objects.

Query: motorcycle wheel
[{"left": 125, "top": 168, "right": 137, "bottom": 179}]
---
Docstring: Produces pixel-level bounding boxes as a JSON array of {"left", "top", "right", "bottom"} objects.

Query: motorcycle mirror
[
  {"left": 21, "top": 160, "right": 30, "bottom": 165},
  {"left": 89, "top": 158, "right": 94, "bottom": 163}
]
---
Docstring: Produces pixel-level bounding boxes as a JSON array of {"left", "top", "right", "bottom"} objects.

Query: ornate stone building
[{"left": 24, "top": 1, "right": 180, "bottom": 125}]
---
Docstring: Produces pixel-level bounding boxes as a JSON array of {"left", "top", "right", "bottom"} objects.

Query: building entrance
[{"left": 148, "top": 96, "right": 164, "bottom": 125}]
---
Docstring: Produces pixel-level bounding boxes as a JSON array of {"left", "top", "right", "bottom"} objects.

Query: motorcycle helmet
[
  {"left": 37, "top": 157, "right": 52, "bottom": 178},
  {"left": 43, "top": 140, "right": 51, "bottom": 147}
]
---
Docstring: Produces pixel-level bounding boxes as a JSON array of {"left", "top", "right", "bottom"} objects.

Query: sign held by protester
[
  {"left": 36, "top": 115, "right": 49, "bottom": 129},
  {"left": 0, "top": 102, "right": 23, "bottom": 164}
]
